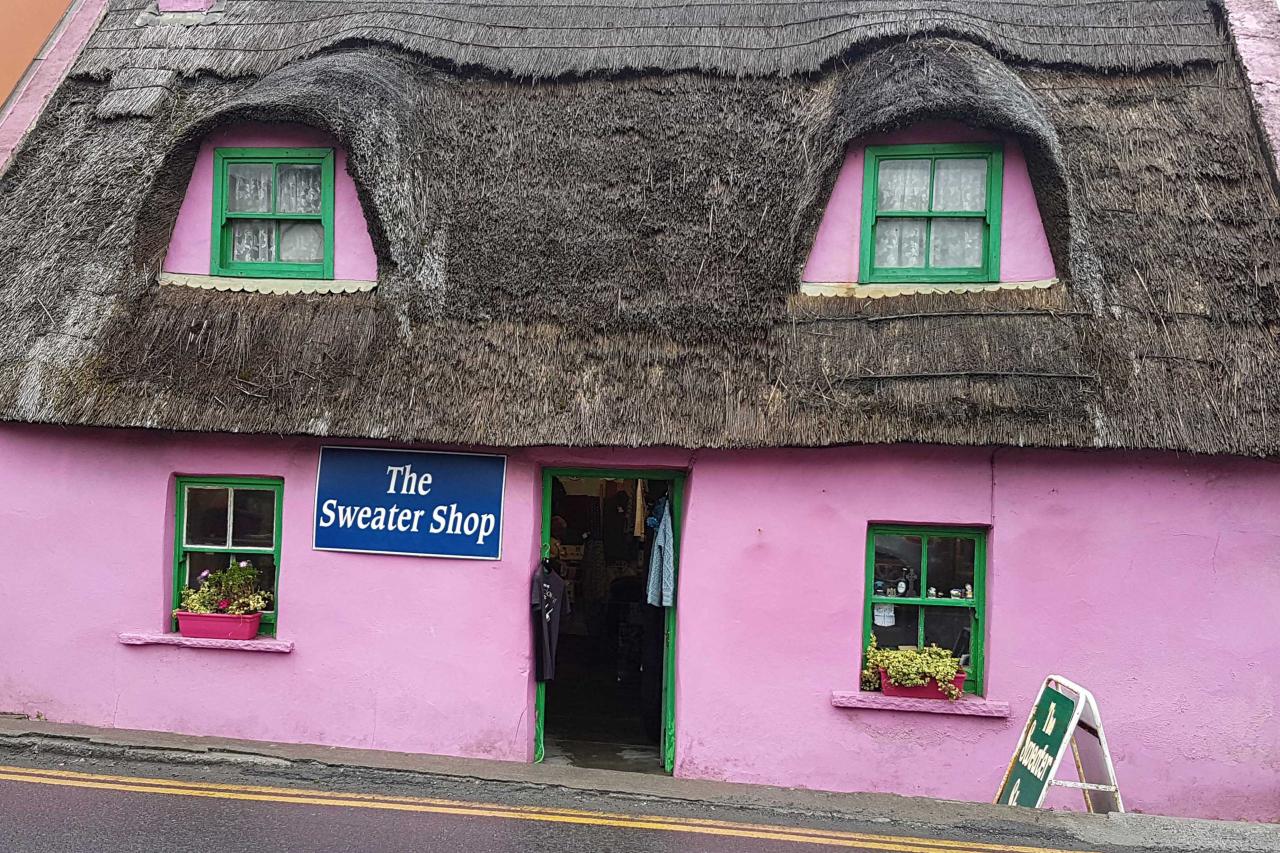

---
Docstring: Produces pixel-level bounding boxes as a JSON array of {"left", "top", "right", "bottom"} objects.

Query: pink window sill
[
  {"left": 117, "top": 631, "right": 293, "bottom": 653},
  {"left": 830, "top": 690, "right": 1010, "bottom": 718}
]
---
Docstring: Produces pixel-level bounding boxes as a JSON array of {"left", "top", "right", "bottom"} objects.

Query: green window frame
[
  {"left": 859, "top": 143, "right": 1004, "bottom": 285},
  {"left": 862, "top": 525, "right": 987, "bottom": 694},
  {"left": 173, "top": 476, "right": 284, "bottom": 637},
  {"left": 210, "top": 147, "right": 335, "bottom": 280}
]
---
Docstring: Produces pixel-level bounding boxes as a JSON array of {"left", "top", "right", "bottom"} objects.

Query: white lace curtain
[
  {"left": 874, "top": 158, "right": 988, "bottom": 270},
  {"left": 230, "top": 220, "right": 324, "bottom": 264},
  {"left": 277, "top": 165, "right": 322, "bottom": 214},
  {"left": 226, "top": 162, "right": 325, "bottom": 265},
  {"left": 231, "top": 220, "right": 275, "bottom": 263}
]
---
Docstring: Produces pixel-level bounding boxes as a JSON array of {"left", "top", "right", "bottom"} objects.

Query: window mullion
[
  {"left": 927, "top": 157, "right": 938, "bottom": 214},
  {"left": 180, "top": 485, "right": 189, "bottom": 548},
  {"left": 985, "top": 153, "right": 995, "bottom": 224},
  {"left": 917, "top": 535, "right": 929, "bottom": 649},
  {"left": 923, "top": 219, "right": 934, "bottom": 273},
  {"left": 271, "top": 164, "right": 281, "bottom": 263},
  {"left": 225, "top": 486, "right": 234, "bottom": 549},
  {"left": 919, "top": 535, "right": 929, "bottom": 594},
  {"left": 182, "top": 545, "right": 274, "bottom": 555}
]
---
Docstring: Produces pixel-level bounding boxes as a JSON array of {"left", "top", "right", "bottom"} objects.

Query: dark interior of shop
[{"left": 542, "top": 475, "right": 671, "bottom": 774}]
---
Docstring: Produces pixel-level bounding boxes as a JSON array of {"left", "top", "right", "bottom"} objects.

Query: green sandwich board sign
[{"left": 996, "top": 675, "right": 1123, "bottom": 813}]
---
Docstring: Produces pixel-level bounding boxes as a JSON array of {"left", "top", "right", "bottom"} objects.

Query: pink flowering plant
[{"left": 175, "top": 559, "right": 272, "bottom": 616}]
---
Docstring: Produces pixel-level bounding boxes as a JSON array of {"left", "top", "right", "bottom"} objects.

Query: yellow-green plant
[
  {"left": 861, "top": 635, "right": 964, "bottom": 700},
  {"left": 174, "top": 559, "right": 272, "bottom": 616}
]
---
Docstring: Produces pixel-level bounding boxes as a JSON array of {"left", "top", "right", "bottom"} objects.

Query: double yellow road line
[{"left": 0, "top": 764, "right": 1089, "bottom": 853}]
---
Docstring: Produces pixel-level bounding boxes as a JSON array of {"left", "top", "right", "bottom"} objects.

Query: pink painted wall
[
  {"left": 675, "top": 446, "right": 1280, "bottom": 820},
  {"left": 1, "top": 425, "right": 1278, "bottom": 820},
  {"left": 803, "top": 122, "right": 1055, "bottom": 283},
  {"left": 0, "top": 0, "right": 107, "bottom": 175},
  {"left": 0, "top": 425, "right": 689, "bottom": 762},
  {"left": 1225, "top": 0, "right": 1280, "bottom": 161},
  {"left": 163, "top": 123, "right": 378, "bottom": 281}
]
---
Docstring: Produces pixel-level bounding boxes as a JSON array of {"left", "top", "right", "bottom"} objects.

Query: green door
[{"left": 534, "top": 468, "right": 685, "bottom": 774}]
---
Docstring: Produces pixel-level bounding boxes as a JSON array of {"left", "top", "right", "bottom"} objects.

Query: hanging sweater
[{"left": 645, "top": 499, "right": 675, "bottom": 607}]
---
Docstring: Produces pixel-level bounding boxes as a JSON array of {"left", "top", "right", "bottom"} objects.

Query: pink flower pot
[
  {"left": 879, "top": 668, "right": 966, "bottom": 699},
  {"left": 176, "top": 611, "right": 262, "bottom": 640}
]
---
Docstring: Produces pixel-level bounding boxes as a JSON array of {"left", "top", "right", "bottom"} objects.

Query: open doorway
[{"left": 535, "top": 469, "right": 683, "bottom": 774}]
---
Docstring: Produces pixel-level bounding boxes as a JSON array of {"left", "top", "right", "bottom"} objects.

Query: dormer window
[
  {"left": 860, "top": 143, "right": 1002, "bottom": 284},
  {"left": 211, "top": 147, "right": 335, "bottom": 280},
  {"left": 801, "top": 123, "right": 1054, "bottom": 298},
  {"left": 161, "top": 123, "right": 377, "bottom": 294}
]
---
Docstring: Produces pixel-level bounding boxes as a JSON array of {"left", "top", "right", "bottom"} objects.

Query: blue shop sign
[{"left": 314, "top": 446, "right": 506, "bottom": 560}]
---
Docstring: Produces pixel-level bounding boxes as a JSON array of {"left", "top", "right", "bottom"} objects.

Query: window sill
[
  {"left": 117, "top": 631, "right": 293, "bottom": 653},
  {"left": 158, "top": 272, "right": 376, "bottom": 294},
  {"left": 799, "top": 279, "right": 1056, "bottom": 299},
  {"left": 831, "top": 690, "right": 1010, "bottom": 717}
]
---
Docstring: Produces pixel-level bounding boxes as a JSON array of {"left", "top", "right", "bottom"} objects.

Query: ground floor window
[
  {"left": 173, "top": 476, "right": 283, "bottom": 635},
  {"left": 863, "top": 525, "right": 986, "bottom": 694}
]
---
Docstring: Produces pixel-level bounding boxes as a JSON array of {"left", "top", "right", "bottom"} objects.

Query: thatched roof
[
  {"left": 2, "top": 1, "right": 1279, "bottom": 456},
  {"left": 77, "top": 0, "right": 1227, "bottom": 80}
]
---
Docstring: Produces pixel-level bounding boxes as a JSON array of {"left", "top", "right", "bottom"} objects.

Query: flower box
[
  {"left": 176, "top": 611, "right": 262, "bottom": 641},
  {"left": 879, "top": 668, "right": 966, "bottom": 700}
]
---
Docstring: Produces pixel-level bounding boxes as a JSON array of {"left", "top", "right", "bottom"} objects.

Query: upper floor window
[
  {"left": 211, "top": 147, "right": 335, "bottom": 280},
  {"left": 860, "top": 143, "right": 1003, "bottom": 284}
]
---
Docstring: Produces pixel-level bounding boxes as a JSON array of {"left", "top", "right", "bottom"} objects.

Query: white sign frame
[{"left": 996, "top": 674, "right": 1124, "bottom": 813}]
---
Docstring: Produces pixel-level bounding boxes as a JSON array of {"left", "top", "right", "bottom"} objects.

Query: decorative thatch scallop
[
  {"left": 133, "top": 52, "right": 412, "bottom": 278},
  {"left": 791, "top": 38, "right": 1094, "bottom": 303}
]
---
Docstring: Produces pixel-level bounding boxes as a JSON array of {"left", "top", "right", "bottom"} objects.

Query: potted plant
[
  {"left": 861, "top": 636, "right": 966, "bottom": 700},
  {"left": 173, "top": 559, "right": 273, "bottom": 640}
]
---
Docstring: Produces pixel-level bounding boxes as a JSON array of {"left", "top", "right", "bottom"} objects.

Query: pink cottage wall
[
  {"left": 802, "top": 122, "right": 1055, "bottom": 283},
  {"left": 162, "top": 122, "right": 378, "bottom": 281},
  {"left": 675, "top": 446, "right": 1280, "bottom": 820},
  {"left": 1, "top": 425, "right": 1278, "bottom": 820}
]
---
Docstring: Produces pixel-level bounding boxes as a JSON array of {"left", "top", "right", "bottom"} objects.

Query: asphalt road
[
  {"left": 0, "top": 761, "right": 1104, "bottom": 853},
  {"left": 1, "top": 773, "right": 839, "bottom": 853}
]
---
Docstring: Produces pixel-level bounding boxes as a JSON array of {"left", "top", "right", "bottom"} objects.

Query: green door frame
[{"left": 535, "top": 467, "right": 687, "bottom": 774}]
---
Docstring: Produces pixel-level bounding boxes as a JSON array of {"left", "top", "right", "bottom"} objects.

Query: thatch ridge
[
  {"left": 73, "top": 0, "right": 1227, "bottom": 82},
  {"left": 3, "top": 27, "right": 1280, "bottom": 456}
]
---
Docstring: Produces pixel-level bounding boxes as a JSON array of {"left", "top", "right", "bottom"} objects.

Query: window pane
[
  {"left": 232, "top": 489, "right": 276, "bottom": 548},
  {"left": 926, "top": 536, "right": 976, "bottom": 598},
  {"left": 231, "top": 219, "right": 276, "bottom": 263},
  {"left": 923, "top": 607, "right": 973, "bottom": 664},
  {"left": 877, "top": 159, "right": 931, "bottom": 211},
  {"left": 930, "top": 219, "right": 984, "bottom": 268},
  {"left": 276, "top": 163, "right": 322, "bottom": 214},
  {"left": 874, "top": 218, "right": 926, "bottom": 269},
  {"left": 871, "top": 604, "right": 919, "bottom": 651},
  {"left": 873, "top": 534, "right": 922, "bottom": 597},
  {"left": 226, "top": 163, "right": 273, "bottom": 213},
  {"left": 279, "top": 221, "right": 324, "bottom": 263},
  {"left": 185, "top": 552, "right": 277, "bottom": 613},
  {"left": 932, "top": 158, "right": 988, "bottom": 212},
  {"left": 185, "top": 487, "right": 228, "bottom": 547},
  {"left": 238, "top": 552, "right": 277, "bottom": 612}
]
